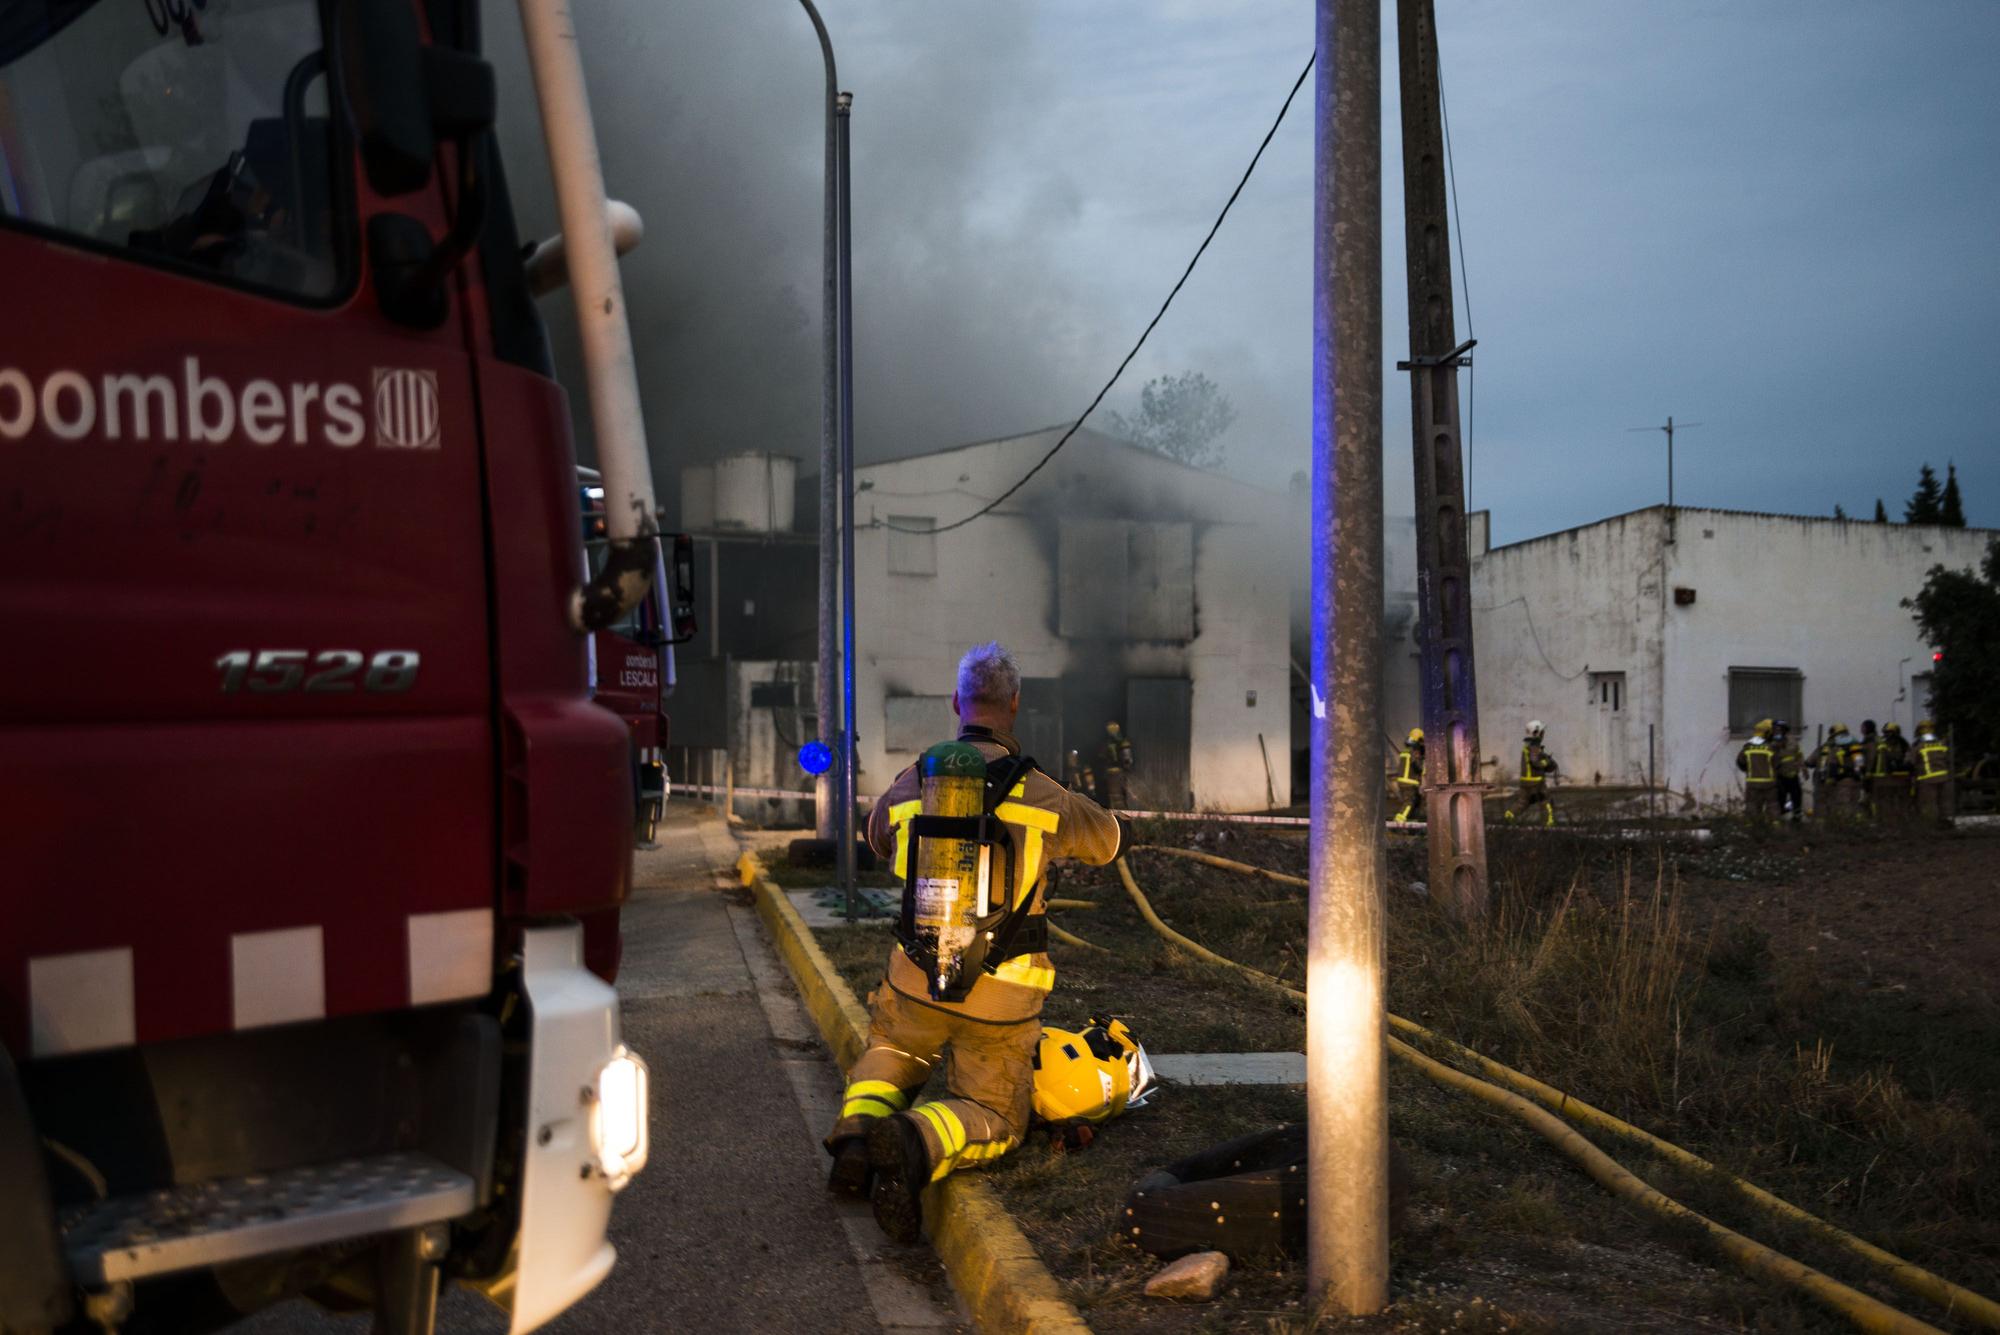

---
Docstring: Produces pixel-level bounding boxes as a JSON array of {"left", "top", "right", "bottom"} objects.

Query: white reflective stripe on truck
[{"left": 25, "top": 911, "right": 494, "bottom": 1057}]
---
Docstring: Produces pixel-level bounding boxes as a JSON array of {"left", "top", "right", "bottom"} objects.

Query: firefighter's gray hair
[{"left": 956, "top": 642, "right": 1021, "bottom": 708}]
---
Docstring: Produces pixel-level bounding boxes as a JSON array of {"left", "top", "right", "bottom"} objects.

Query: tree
[
  {"left": 1103, "top": 371, "right": 1238, "bottom": 469},
  {"left": 1906, "top": 463, "right": 1944, "bottom": 524},
  {"left": 1833, "top": 503, "right": 1849, "bottom": 520},
  {"left": 1940, "top": 462, "right": 1966, "bottom": 527},
  {"left": 1874, "top": 499, "right": 1888, "bottom": 523},
  {"left": 1904, "top": 539, "right": 2000, "bottom": 760}
]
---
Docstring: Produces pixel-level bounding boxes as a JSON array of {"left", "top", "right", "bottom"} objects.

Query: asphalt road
[{"left": 242, "top": 806, "right": 957, "bottom": 1334}]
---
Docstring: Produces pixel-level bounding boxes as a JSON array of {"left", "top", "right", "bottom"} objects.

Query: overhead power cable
[{"left": 892, "top": 49, "right": 1317, "bottom": 536}]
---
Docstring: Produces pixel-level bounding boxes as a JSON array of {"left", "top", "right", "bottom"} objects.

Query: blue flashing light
[{"left": 799, "top": 739, "right": 834, "bottom": 776}]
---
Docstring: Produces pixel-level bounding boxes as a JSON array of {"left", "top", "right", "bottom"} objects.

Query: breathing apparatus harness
[{"left": 896, "top": 737, "right": 1048, "bottom": 1002}]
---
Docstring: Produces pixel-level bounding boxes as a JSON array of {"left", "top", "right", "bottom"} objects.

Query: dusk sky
[{"left": 491, "top": 2, "right": 2000, "bottom": 546}]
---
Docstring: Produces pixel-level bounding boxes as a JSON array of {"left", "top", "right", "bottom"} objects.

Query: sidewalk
[
  {"left": 555, "top": 805, "right": 916, "bottom": 1333},
  {"left": 246, "top": 806, "right": 958, "bottom": 1333}
]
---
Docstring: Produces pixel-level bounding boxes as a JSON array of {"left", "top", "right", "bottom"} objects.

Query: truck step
[{"left": 62, "top": 1152, "right": 474, "bottom": 1285}]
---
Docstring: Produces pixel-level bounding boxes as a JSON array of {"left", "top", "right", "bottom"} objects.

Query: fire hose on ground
[{"left": 1101, "top": 853, "right": 1997, "bottom": 1335}]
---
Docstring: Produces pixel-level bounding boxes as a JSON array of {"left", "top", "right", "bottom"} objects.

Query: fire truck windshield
[{"left": 0, "top": 0, "right": 347, "bottom": 300}]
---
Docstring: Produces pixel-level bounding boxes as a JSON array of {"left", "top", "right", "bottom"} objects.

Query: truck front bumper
[{"left": 504, "top": 922, "right": 649, "bottom": 1334}]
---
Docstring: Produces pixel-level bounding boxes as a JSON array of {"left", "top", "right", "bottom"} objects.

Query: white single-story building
[
  {"left": 848, "top": 426, "right": 1294, "bottom": 812},
  {"left": 1450, "top": 505, "right": 1993, "bottom": 805}
]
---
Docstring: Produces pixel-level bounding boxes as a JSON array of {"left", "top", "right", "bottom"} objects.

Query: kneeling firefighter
[{"left": 825, "top": 642, "right": 1126, "bottom": 1242}]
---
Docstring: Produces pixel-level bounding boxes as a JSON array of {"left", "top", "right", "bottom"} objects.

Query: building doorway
[
  {"left": 1124, "top": 677, "right": 1192, "bottom": 810},
  {"left": 1590, "top": 670, "right": 1628, "bottom": 785}
]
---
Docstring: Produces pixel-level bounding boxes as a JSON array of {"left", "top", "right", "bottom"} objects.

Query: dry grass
[{"left": 811, "top": 825, "right": 2000, "bottom": 1330}]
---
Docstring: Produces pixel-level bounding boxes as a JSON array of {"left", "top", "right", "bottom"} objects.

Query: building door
[
  {"left": 1590, "top": 671, "right": 1629, "bottom": 785},
  {"left": 1016, "top": 678, "right": 1064, "bottom": 775},
  {"left": 1125, "top": 678, "right": 1193, "bottom": 810}
]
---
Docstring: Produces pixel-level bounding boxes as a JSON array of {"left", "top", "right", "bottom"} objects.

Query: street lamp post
[
  {"left": 800, "top": 0, "right": 839, "bottom": 846},
  {"left": 836, "top": 91, "right": 859, "bottom": 915}
]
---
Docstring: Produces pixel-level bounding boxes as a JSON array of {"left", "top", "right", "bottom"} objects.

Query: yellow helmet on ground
[
  {"left": 1406, "top": 727, "right": 1424, "bottom": 745},
  {"left": 1033, "top": 1016, "right": 1156, "bottom": 1125}
]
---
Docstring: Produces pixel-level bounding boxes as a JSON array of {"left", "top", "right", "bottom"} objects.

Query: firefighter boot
[
  {"left": 867, "top": 1111, "right": 933, "bottom": 1244},
  {"left": 826, "top": 1135, "right": 872, "bottom": 1200}
]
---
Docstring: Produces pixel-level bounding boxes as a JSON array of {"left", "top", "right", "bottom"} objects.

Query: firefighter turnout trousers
[
  {"left": 828, "top": 985, "right": 1038, "bottom": 1182},
  {"left": 1818, "top": 778, "right": 1861, "bottom": 819}
]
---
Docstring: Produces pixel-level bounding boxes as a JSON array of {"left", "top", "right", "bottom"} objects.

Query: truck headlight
[{"left": 590, "top": 1046, "right": 649, "bottom": 1191}]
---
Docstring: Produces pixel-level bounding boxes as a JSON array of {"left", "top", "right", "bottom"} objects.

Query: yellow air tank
[{"left": 908, "top": 741, "right": 994, "bottom": 997}]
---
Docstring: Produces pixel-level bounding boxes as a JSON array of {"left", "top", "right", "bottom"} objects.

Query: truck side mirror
[
  {"left": 341, "top": 0, "right": 498, "bottom": 327},
  {"left": 667, "top": 534, "right": 698, "bottom": 645},
  {"left": 336, "top": 0, "right": 434, "bottom": 197}
]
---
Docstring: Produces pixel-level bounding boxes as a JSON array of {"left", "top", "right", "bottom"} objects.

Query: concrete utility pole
[
  {"left": 1309, "top": 0, "right": 1390, "bottom": 1314},
  {"left": 1395, "top": 0, "right": 1489, "bottom": 922},
  {"left": 802, "top": 0, "right": 838, "bottom": 841}
]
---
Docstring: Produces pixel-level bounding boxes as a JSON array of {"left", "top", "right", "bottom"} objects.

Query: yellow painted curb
[{"left": 739, "top": 850, "right": 1093, "bottom": 1335}]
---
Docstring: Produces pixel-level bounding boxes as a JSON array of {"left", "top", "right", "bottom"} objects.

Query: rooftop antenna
[{"left": 1627, "top": 415, "right": 1701, "bottom": 540}]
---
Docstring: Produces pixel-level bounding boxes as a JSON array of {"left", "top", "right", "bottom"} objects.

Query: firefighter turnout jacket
[
  {"left": 1812, "top": 734, "right": 1856, "bottom": 782},
  {"left": 1873, "top": 731, "right": 1911, "bottom": 777},
  {"left": 867, "top": 725, "right": 1123, "bottom": 1023},
  {"left": 1520, "top": 740, "right": 1555, "bottom": 787},
  {"left": 1915, "top": 735, "right": 1952, "bottom": 784},
  {"left": 1737, "top": 735, "right": 1776, "bottom": 785}
]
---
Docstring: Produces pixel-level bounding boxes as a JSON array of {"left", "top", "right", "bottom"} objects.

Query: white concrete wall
[
  {"left": 1658, "top": 512, "right": 1993, "bottom": 802},
  {"left": 852, "top": 454, "right": 1062, "bottom": 795},
  {"left": 1471, "top": 507, "right": 1995, "bottom": 806},
  {"left": 1190, "top": 524, "right": 1293, "bottom": 810},
  {"left": 845, "top": 430, "right": 1290, "bottom": 810},
  {"left": 1471, "top": 509, "right": 1669, "bottom": 789}
]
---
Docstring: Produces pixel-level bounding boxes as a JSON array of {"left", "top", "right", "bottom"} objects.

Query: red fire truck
[
  {"left": 579, "top": 468, "right": 696, "bottom": 845},
  {"left": 2, "top": 1, "right": 663, "bottom": 1330}
]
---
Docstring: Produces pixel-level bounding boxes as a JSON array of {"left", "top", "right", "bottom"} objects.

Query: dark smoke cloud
[
  {"left": 485, "top": 0, "right": 1140, "bottom": 513},
  {"left": 486, "top": 2, "right": 2000, "bottom": 542}
]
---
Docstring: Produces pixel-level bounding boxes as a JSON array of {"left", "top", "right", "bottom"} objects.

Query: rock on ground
[{"left": 1144, "top": 1250, "right": 1230, "bottom": 1301}]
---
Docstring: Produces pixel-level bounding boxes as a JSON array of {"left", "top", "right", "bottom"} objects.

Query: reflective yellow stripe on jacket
[
  {"left": 1916, "top": 741, "right": 1950, "bottom": 782},
  {"left": 888, "top": 799, "right": 924, "bottom": 879},
  {"left": 1743, "top": 742, "right": 1775, "bottom": 784}
]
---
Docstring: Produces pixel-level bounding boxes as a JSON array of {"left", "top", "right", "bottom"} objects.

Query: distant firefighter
[
  {"left": 1389, "top": 728, "right": 1424, "bottom": 822},
  {"left": 1736, "top": 719, "right": 1778, "bottom": 823},
  {"left": 1877, "top": 721, "right": 1912, "bottom": 775},
  {"left": 1099, "top": 721, "right": 1135, "bottom": 810},
  {"left": 1874, "top": 721, "right": 1914, "bottom": 823},
  {"left": 1843, "top": 724, "right": 1873, "bottom": 809},
  {"left": 1858, "top": 719, "right": 1880, "bottom": 811},
  {"left": 1772, "top": 720, "right": 1805, "bottom": 823},
  {"left": 1913, "top": 719, "right": 1953, "bottom": 828},
  {"left": 1810, "top": 723, "right": 1862, "bottom": 818},
  {"left": 1506, "top": 721, "right": 1558, "bottom": 826}
]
